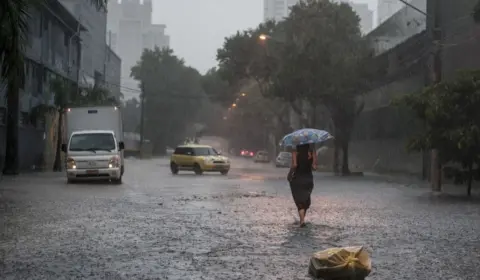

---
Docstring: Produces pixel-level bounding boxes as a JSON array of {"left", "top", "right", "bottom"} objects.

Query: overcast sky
[{"left": 152, "top": 0, "right": 378, "bottom": 74}]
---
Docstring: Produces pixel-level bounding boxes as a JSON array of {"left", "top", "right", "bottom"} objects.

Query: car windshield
[
  {"left": 194, "top": 147, "right": 218, "bottom": 156},
  {"left": 279, "top": 152, "right": 291, "bottom": 158},
  {"left": 69, "top": 133, "right": 116, "bottom": 152}
]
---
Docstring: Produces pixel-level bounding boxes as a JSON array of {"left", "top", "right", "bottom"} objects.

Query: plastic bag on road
[{"left": 308, "top": 246, "right": 372, "bottom": 280}]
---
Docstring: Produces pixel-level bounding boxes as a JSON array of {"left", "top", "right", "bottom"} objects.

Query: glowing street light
[
  {"left": 232, "top": 103, "right": 237, "bottom": 107},
  {"left": 259, "top": 34, "right": 269, "bottom": 41},
  {"left": 241, "top": 93, "right": 246, "bottom": 97}
]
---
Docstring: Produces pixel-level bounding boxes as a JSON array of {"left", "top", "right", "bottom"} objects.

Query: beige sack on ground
[{"left": 308, "top": 246, "right": 372, "bottom": 280}]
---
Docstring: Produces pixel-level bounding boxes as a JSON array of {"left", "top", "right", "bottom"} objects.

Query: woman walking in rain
[{"left": 289, "top": 143, "right": 317, "bottom": 227}]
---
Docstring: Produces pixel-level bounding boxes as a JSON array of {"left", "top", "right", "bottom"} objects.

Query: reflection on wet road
[{"left": 1, "top": 157, "right": 480, "bottom": 279}]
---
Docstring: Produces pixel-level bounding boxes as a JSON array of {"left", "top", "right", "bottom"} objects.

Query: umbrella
[{"left": 280, "top": 128, "right": 333, "bottom": 147}]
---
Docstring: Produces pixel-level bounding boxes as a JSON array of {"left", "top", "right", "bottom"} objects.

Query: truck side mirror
[
  {"left": 61, "top": 144, "right": 67, "bottom": 153},
  {"left": 118, "top": 141, "right": 125, "bottom": 150}
]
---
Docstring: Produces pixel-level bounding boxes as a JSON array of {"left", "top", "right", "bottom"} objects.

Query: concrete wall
[{"left": 351, "top": 0, "right": 480, "bottom": 176}]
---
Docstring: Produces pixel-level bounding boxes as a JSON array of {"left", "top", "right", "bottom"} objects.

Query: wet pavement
[{"left": 1, "top": 157, "right": 480, "bottom": 279}]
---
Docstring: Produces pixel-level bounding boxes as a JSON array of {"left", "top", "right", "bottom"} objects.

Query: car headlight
[
  {"left": 66, "top": 157, "right": 76, "bottom": 169},
  {"left": 109, "top": 156, "right": 121, "bottom": 168}
]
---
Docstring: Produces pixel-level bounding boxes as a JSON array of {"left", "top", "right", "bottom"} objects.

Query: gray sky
[{"left": 152, "top": 0, "right": 378, "bottom": 74}]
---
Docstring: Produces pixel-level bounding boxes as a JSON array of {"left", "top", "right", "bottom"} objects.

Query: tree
[
  {"left": 0, "top": 0, "right": 107, "bottom": 174},
  {"left": 131, "top": 47, "right": 205, "bottom": 154},
  {"left": 474, "top": 0, "right": 480, "bottom": 23},
  {"left": 201, "top": 67, "right": 233, "bottom": 107},
  {"left": 398, "top": 70, "right": 480, "bottom": 196},
  {"left": 216, "top": 20, "right": 281, "bottom": 98},
  {"left": 267, "top": 0, "right": 373, "bottom": 175}
]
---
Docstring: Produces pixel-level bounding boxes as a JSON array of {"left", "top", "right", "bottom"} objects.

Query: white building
[
  {"left": 349, "top": 2, "right": 374, "bottom": 34},
  {"left": 59, "top": 0, "right": 108, "bottom": 87},
  {"left": 107, "top": 0, "right": 170, "bottom": 99},
  {"left": 377, "top": 0, "right": 405, "bottom": 25},
  {"left": 263, "top": 0, "right": 300, "bottom": 22}
]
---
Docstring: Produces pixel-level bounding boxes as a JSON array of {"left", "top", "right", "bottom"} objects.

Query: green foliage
[
  {"left": 399, "top": 70, "right": 480, "bottom": 192},
  {"left": 201, "top": 67, "right": 232, "bottom": 107},
  {"left": 131, "top": 47, "right": 206, "bottom": 152},
  {"left": 474, "top": 0, "right": 480, "bottom": 23}
]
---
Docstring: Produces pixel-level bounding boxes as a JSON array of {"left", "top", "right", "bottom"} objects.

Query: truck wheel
[
  {"left": 112, "top": 176, "right": 122, "bottom": 184},
  {"left": 170, "top": 162, "right": 179, "bottom": 174},
  {"left": 194, "top": 163, "right": 203, "bottom": 175},
  {"left": 220, "top": 170, "right": 229, "bottom": 175}
]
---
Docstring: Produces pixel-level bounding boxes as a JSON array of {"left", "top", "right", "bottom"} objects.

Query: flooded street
[{"left": 1, "top": 157, "right": 480, "bottom": 279}]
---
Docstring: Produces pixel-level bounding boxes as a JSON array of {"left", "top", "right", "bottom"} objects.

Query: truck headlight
[
  {"left": 109, "top": 156, "right": 120, "bottom": 168},
  {"left": 67, "top": 158, "right": 76, "bottom": 169}
]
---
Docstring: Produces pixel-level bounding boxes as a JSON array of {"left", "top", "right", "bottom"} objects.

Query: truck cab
[{"left": 62, "top": 130, "right": 124, "bottom": 183}]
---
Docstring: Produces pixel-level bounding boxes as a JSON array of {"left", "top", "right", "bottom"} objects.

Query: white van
[{"left": 61, "top": 106, "right": 125, "bottom": 184}]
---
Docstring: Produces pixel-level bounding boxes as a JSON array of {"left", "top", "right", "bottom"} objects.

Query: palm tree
[{"left": 0, "top": 0, "right": 107, "bottom": 174}]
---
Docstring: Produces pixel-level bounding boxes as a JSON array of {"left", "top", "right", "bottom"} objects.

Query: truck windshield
[{"left": 69, "top": 133, "right": 116, "bottom": 152}]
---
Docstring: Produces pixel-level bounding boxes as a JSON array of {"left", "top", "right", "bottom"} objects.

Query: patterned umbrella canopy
[{"left": 280, "top": 128, "right": 333, "bottom": 147}]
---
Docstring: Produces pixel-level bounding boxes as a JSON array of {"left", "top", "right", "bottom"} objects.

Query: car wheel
[
  {"left": 170, "top": 162, "right": 179, "bottom": 175},
  {"left": 194, "top": 163, "right": 203, "bottom": 175},
  {"left": 220, "top": 170, "right": 229, "bottom": 175}
]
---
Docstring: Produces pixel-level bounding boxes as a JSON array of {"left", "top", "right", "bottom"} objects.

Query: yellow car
[{"left": 170, "top": 144, "right": 230, "bottom": 175}]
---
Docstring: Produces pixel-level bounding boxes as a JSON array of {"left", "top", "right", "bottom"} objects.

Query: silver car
[{"left": 275, "top": 152, "right": 292, "bottom": 167}]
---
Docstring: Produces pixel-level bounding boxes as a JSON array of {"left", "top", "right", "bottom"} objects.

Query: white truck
[{"left": 61, "top": 106, "right": 125, "bottom": 184}]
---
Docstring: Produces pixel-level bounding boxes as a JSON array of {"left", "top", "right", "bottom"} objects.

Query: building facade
[
  {"left": 263, "top": 0, "right": 299, "bottom": 22},
  {"left": 107, "top": 0, "right": 170, "bottom": 99},
  {"left": 59, "top": 0, "right": 108, "bottom": 87},
  {"left": 105, "top": 46, "right": 122, "bottom": 100},
  {"left": 0, "top": 0, "right": 83, "bottom": 171},
  {"left": 377, "top": 0, "right": 405, "bottom": 25},
  {"left": 350, "top": 0, "right": 480, "bottom": 175}
]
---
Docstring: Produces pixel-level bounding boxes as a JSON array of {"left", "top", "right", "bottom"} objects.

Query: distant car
[
  {"left": 240, "top": 149, "right": 255, "bottom": 158},
  {"left": 275, "top": 151, "right": 292, "bottom": 168},
  {"left": 254, "top": 150, "right": 270, "bottom": 163},
  {"left": 170, "top": 144, "right": 230, "bottom": 175}
]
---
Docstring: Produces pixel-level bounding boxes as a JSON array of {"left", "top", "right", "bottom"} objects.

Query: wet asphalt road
[{"left": 1, "top": 157, "right": 480, "bottom": 280}]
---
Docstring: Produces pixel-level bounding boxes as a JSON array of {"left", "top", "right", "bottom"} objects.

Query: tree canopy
[
  {"left": 213, "top": 0, "right": 374, "bottom": 174},
  {"left": 398, "top": 70, "right": 480, "bottom": 196},
  {"left": 131, "top": 47, "right": 207, "bottom": 154}
]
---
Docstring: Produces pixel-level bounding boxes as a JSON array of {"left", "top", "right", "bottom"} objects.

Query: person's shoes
[{"left": 300, "top": 222, "right": 307, "bottom": 228}]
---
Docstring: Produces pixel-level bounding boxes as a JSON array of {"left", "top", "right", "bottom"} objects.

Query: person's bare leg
[{"left": 299, "top": 209, "right": 306, "bottom": 227}]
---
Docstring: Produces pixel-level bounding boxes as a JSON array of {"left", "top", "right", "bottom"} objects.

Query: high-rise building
[
  {"left": 263, "top": 0, "right": 299, "bottom": 22},
  {"left": 107, "top": 0, "right": 170, "bottom": 99},
  {"left": 349, "top": 2, "right": 374, "bottom": 34}
]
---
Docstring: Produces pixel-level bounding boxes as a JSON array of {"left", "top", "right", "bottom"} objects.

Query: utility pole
[
  {"left": 428, "top": 0, "right": 442, "bottom": 192},
  {"left": 397, "top": 0, "right": 442, "bottom": 191},
  {"left": 139, "top": 83, "right": 145, "bottom": 145}
]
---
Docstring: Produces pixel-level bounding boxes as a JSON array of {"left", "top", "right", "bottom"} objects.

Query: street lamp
[
  {"left": 259, "top": 34, "right": 269, "bottom": 41},
  {"left": 232, "top": 103, "right": 237, "bottom": 107},
  {"left": 241, "top": 93, "right": 246, "bottom": 97}
]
